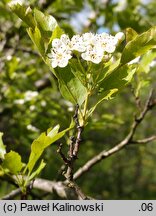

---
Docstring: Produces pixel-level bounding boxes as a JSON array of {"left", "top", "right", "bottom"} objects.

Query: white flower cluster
[
  {"left": 48, "top": 32, "right": 125, "bottom": 68},
  {"left": 14, "top": 90, "right": 38, "bottom": 105}
]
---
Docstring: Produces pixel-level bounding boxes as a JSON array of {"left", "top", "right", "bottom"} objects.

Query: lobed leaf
[
  {"left": 27, "top": 124, "right": 73, "bottom": 173},
  {"left": 88, "top": 89, "right": 118, "bottom": 117},
  {"left": 34, "top": 9, "right": 57, "bottom": 34},
  {"left": 99, "top": 64, "right": 136, "bottom": 92},
  {"left": 121, "top": 26, "right": 156, "bottom": 65},
  {"left": 9, "top": 4, "right": 35, "bottom": 28}
]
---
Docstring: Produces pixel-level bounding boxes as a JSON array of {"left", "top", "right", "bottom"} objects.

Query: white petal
[
  {"left": 58, "top": 58, "right": 69, "bottom": 68},
  {"left": 51, "top": 60, "right": 58, "bottom": 68},
  {"left": 91, "top": 57, "right": 102, "bottom": 64},
  {"left": 52, "top": 38, "right": 60, "bottom": 47},
  {"left": 47, "top": 53, "right": 53, "bottom": 58},
  {"left": 105, "top": 44, "right": 116, "bottom": 53},
  {"left": 81, "top": 52, "right": 91, "bottom": 61},
  {"left": 61, "top": 34, "right": 70, "bottom": 42}
]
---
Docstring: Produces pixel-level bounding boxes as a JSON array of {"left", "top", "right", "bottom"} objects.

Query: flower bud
[{"left": 115, "top": 32, "right": 125, "bottom": 43}]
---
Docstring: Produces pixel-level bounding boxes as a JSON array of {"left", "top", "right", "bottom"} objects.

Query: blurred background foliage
[{"left": 0, "top": 0, "right": 156, "bottom": 199}]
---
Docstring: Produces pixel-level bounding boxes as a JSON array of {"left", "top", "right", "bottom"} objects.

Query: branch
[
  {"left": 73, "top": 90, "right": 156, "bottom": 180},
  {"left": 0, "top": 178, "right": 80, "bottom": 200},
  {"left": 131, "top": 135, "right": 156, "bottom": 144}
]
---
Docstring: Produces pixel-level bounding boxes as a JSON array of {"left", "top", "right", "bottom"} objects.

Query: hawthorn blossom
[
  {"left": 48, "top": 49, "right": 72, "bottom": 68},
  {"left": 48, "top": 34, "right": 72, "bottom": 68},
  {"left": 48, "top": 31, "right": 125, "bottom": 68},
  {"left": 81, "top": 45, "right": 104, "bottom": 64},
  {"left": 70, "top": 35, "right": 86, "bottom": 52}
]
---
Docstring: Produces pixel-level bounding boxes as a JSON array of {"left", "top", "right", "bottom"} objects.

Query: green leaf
[
  {"left": 88, "top": 89, "right": 118, "bottom": 117},
  {"left": 121, "top": 26, "right": 156, "bottom": 65},
  {"left": 27, "top": 132, "right": 51, "bottom": 174},
  {"left": 34, "top": 8, "right": 57, "bottom": 35},
  {"left": 0, "top": 132, "right": 6, "bottom": 160},
  {"left": 125, "top": 27, "right": 138, "bottom": 43},
  {"left": 27, "top": 124, "right": 73, "bottom": 174},
  {"left": 27, "top": 26, "right": 45, "bottom": 56},
  {"left": 28, "top": 160, "right": 46, "bottom": 181},
  {"left": 99, "top": 64, "right": 136, "bottom": 92},
  {"left": 9, "top": 4, "right": 35, "bottom": 28},
  {"left": 47, "top": 124, "right": 60, "bottom": 137},
  {"left": 50, "top": 26, "right": 64, "bottom": 41},
  {"left": 56, "top": 65, "right": 88, "bottom": 105},
  {"left": 2, "top": 151, "right": 23, "bottom": 174},
  {"left": 95, "top": 59, "right": 120, "bottom": 84},
  {"left": 69, "top": 59, "right": 87, "bottom": 87},
  {"left": 138, "top": 50, "right": 156, "bottom": 73}
]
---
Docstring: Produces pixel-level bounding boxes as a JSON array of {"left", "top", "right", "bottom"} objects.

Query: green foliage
[
  {"left": 34, "top": 8, "right": 57, "bottom": 35},
  {"left": 55, "top": 65, "right": 88, "bottom": 105},
  {"left": 0, "top": 0, "right": 155, "bottom": 200},
  {"left": 10, "top": 4, "right": 156, "bottom": 116},
  {"left": 99, "top": 65, "right": 136, "bottom": 92},
  {"left": 28, "top": 160, "right": 46, "bottom": 181},
  {"left": 2, "top": 151, "right": 23, "bottom": 175},
  {"left": 26, "top": 124, "right": 71, "bottom": 174},
  {"left": 27, "top": 27, "right": 45, "bottom": 56},
  {"left": 121, "top": 26, "right": 156, "bottom": 65},
  {"left": 0, "top": 123, "right": 73, "bottom": 191},
  {"left": 9, "top": 4, "right": 35, "bottom": 28},
  {"left": 137, "top": 51, "right": 156, "bottom": 74},
  {"left": 125, "top": 28, "right": 138, "bottom": 43}
]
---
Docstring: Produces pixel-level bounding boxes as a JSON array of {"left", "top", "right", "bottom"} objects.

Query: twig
[
  {"left": 67, "top": 180, "right": 90, "bottom": 200},
  {"left": 131, "top": 136, "right": 156, "bottom": 144},
  {"left": 57, "top": 104, "right": 86, "bottom": 199},
  {"left": 57, "top": 143, "right": 69, "bottom": 165},
  {"left": 1, "top": 188, "right": 21, "bottom": 200}
]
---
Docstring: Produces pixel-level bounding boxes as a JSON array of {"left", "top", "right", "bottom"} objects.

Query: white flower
[
  {"left": 29, "top": 105, "right": 36, "bottom": 111},
  {"left": 48, "top": 49, "right": 72, "bottom": 68},
  {"left": 14, "top": 99, "right": 25, "bottom": 105},
  {"left": 6, "top": 55, "right": 12, "bottom": 61},
  {"left": 48, "top": 34, "right": 72, "bottom": 68},
  {"left": 82, "top": 32, "right": 96, "bottom": 47},
  {"left": 81, "top": 46, "right": 103, "bottom": 64},
  {"left": 52, "top": 34, "right": 71, "bottom": 51},
  {"left": 41, "top": 100, "right": 47, "bottom": 107},
  {"left": 48, "top": 31, "right": 124, "bottom": 67},
  {"left": 27, "top": 124, "right": 39, "bottom": 132},
  {"left": 95, "top": 33, "right": 119, "bottom": 54},
  {"left": 60, "top": 34, "right": 71, "bottom": 46},
  {"left": 71, "top": 35, "right": 86, "bottom": 52},
  {"left": 52, "top": 39, "right": 66, "bottom": 53},
  {"left": 24, "top": 91, "right": 38, "bottom": 101}
]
